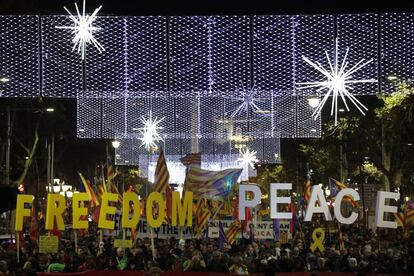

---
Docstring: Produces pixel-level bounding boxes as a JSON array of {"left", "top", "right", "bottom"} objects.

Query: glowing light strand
[
  {"left": 296, "top": 38, "right": 376, "bottom": 125},
  {"left": 56, "top": 0, "right": 105, "bottom": 60},
  {"left": 138, "top": 111, "right": 164, "bottom": 150},
  {"left": 231, "top": 85, "right": 264, "bottom": 118},
  {"left": 237, "top": 147, "right": 258, "bottom": 169}
]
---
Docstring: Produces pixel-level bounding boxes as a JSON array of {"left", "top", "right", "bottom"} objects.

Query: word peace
[{"left": 238, "top": 184, "right": 401, "bottom": 229}]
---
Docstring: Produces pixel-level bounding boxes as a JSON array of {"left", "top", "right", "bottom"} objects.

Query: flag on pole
[
  {"left": 406, "top": 201, "right": 414, "bottom": 227},
  {"left": 226, "top": 220, "right": 242, "bottom": 245},
  {"left": 101, "top": 164, "right": 107, "bottom": 193},
  {"left": 107, "top": 152, "right": 116, "bottom": 187},
  {"left": 185, "top": 167, "right": 242, "bottom": 200},
  {"left": 279, "top": 230, "right": 289, "bottom": 244},
  {"left": 304, "top": 174, "right": 311, "bottom": 205},
  {"left": 195, "top": 199, "right": 211, "bottom": 236},
  {"left": 163, "top": 184, "right": 173, "bottom": 225},
  {"left": 180, "top": 153, "right": 202, "bottom": 168},
  {"left": 249, "top": 223, "right": 255, "bottom": 242},
  {"left": 30, "top": 205, "right": 38, "bottom": 241},
  {"left": 109, "top": 182, "right": 123, "bottom": 206},
  {"left": 78, "top": 172, "right": 100, "bottom": 207},
  {"left": 241, "top": 207, "right": 252, "bottom": 237},
  {"left": 329, "top": 178, "right": 358, "bottom": 207},
  {"left": 290, "top": 204, "right": 300, "bottom": 237},
  {"left": 153, "top": 150, "right": 170, "bottom": 193},
  {"left": 339, "top": 227, "right": 345, "bottom": 250},
  {"left": 273, "top": 219, "right": 279, "bottom": 241},
  {"left": 219, "top": 221, "right": 226, "bottom": 250}
]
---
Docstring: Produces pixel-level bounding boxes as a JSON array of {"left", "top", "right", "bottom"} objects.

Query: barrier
[{"left": 37, "top": 271, "right": 410, "bottom": 276}]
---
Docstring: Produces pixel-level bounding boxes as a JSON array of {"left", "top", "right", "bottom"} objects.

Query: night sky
[{"left": 1, "top": 0, "right": 414, "bottom": 16}]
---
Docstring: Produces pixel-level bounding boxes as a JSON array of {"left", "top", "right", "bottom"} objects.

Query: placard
[
  {"left": 114, "top": 239, "right": 132, "bottom": 248},
  {"left": 39, "top": 235, "right": 59, "bottom": 253}
]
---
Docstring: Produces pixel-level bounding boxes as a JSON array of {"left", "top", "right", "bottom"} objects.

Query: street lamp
[
  {"left": 45, "top": 108, "right": 55, "bottom": 112},
  {"left": 112, "top": 140, "right": 121, "bottom": 149},
  {"left": 308, "top": 96, "right": 320, "bottom": 108}
]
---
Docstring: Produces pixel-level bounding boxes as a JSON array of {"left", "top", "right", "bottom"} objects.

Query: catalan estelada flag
[
  {"left": 195, "top": 199, "right": 211, "bottom": 236},
  {"left": 304, "top": 174, "right": 311, "bottom": 205},
  {"left": 180, "top": 152, "right": 201, "bottom": 168},
  {"left": 226, "top": 220, "right": 241, "bottom": 245},
  {"left": 329, "top": 178, "right": 358, "bottom": 207},
  {"left": 153, "top": 150, "right": 170, "bottom": 193},
  {"left": 78, "top": 172, "right": 99, "bottom": 207},
  {"left": 185, "top": 167, "right": 242, "bottom": 200}
]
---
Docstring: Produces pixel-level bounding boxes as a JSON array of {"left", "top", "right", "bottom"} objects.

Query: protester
[{"left": 0, "top": 221, "right": 412, "bottom": 275}]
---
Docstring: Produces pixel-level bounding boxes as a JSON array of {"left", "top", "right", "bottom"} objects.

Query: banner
[
  {"left": 208, "top": 220, "right": 291, "bottom": 240},
  {"left": 135, "top": 219, "right": 194, "bottom": 239}
]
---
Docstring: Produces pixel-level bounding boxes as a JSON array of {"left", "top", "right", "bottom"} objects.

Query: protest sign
[
  {"left": 114, "top": 239, "right": 132, "bottom": 248},
  {"left": 39, "top": 235, "right": 59, "bottom": 253}
]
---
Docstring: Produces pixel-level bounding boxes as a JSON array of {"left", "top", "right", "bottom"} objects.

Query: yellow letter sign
[
  {"left": 146, "top": 192, "right": 165, "bottom": 228},
  {"left": 46, "top": 194, "right": 66, "bottom": 230},
  {"left": 98, "top": 192, "right": 118, "bottom": 229},
  {"left": 72, "top": 192, "right": 89, "bottom": 229},
  {"left": 15, "top": 194, "right": 34, "bottom": 231},
  {"left": 122, "top": 192, "right": 140, "bottom": 228},
  {"left": 172, "top": 191, "right": 193, "bottom": 227}
]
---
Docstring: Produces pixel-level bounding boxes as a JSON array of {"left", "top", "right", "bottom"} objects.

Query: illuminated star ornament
[
  {"left": 296, "top": 38, "right": 376, "bottom": 125},
  {"left": 56, "top": 0, "right": 105, "bottom": 60},
  {"left": 138, "top": 111, "right": 164, "bottom": 150},
  {"left": 237, "top": 148, "right": 258, "bottom": 169},
  {"left": 231, "top": 86, "right": 264, "bottom": 118}
]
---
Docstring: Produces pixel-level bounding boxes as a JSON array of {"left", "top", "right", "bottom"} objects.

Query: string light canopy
[
  {"left": 55, "top": 0, "right": 105, "bottom": 60},
  {"left": 138, "top": 111, "right": 164, "bottom": 151},
  {"left": 296, "top": 38, "right": 377, "bottom": 125}
]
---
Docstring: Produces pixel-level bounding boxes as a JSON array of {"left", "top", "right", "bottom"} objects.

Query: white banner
[
  {"left": 207, "top": 220, "right": 291, "bottom": 240},
  {"left": 135, "top": 219, "right": 194, "bottom": 239}
]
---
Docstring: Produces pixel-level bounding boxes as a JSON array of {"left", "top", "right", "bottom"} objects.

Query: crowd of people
[{"left": 0, "top": 222, "right": 412, "bottom": 275}]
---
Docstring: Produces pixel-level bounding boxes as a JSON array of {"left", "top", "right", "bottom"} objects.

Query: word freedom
[{"left": 15, "top": 184, "right": 401, "bottom": 231}]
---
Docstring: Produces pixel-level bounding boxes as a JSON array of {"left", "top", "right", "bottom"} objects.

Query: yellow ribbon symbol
[{"left": 310, "top": 227, "right": 325, "bottom": 253}]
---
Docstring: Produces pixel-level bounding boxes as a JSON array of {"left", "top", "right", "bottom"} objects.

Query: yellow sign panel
[
  {"left": 39, "top": 235, "right": 59, "bottom": 253},
  {"left": 114, "top": 239, "right": 132, "bottom": 248}
]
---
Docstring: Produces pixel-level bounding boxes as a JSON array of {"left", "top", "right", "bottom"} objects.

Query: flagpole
[
  {"left": 150, "top": 227, "right": 156, "bottom": 261},
  {"left": 179, "top": 227, "right": 183, "bottom": 240},
  {"left": 99, "top": 230, "right": 103, "bottom": 254},
  {"left": 210, "top": 202, "right": 224, "bottom": 221},
  {"left": 16, "top": 232, "right": 19, "bottom": 262},
  {"left": 74, "top": 230, "right": 78, "bottom": 254}
]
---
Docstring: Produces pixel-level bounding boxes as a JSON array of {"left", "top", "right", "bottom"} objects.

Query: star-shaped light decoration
[
  {"left": 56, "top": 0, "right": 104, "bottom": 60},
  {"left": 138, "top": 111, "right": 164, "bottom": 151},
  {"left": 231, "top": 85, "right": 264, "bottom": 118},
  {"left": 237, "top": 148, "right": 258, "bottom": 169},
  {"left": 296, "top": 38, "right": 376, "bottom": 125}
]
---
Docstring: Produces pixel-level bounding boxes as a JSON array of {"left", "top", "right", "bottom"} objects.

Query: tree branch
[
  {"left": 11, "top": 117, "right": 40, "bottom": 187},
  {"left": 12, "top": 135, "right": 30, "bottom": 154}
]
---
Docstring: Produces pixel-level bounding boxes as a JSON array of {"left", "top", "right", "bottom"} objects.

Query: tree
[
  {"left": 296, "top": 83, "right": 414, "bottom": 192},
  {"left": 369, "top": 83, "right": 414, "bottom": 191}
]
